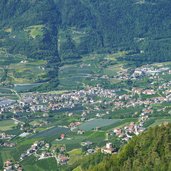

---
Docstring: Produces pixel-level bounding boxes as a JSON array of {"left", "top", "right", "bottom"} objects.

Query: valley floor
[{"left": 1, "top": 56, "right": 171, "bottom": 170}]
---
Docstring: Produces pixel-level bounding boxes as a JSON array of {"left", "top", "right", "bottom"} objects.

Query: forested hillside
[
  {"left": 0, "top": 0, "right": 171, "bottom": 90},
  {"left": 69, "top": 124, "right": 171, "bottom": 171},
  {"left": 57, "top": 0, "right": 171, "bottom": 63}
]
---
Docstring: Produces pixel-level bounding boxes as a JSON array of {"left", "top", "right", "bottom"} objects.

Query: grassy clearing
[
  {"left": 105, "top": 51, "right": 128, "bottom": 61},
  {"left": 4, "top": 28, "right": 12, "bottom": 33},
  {"left": 68, "top": 148, "right": 82, "bottom": 155},
  {"left": 24, "top": 25, "right": 44, "bottom": 39},
  {"left": 68, "top": 148, "right": 83, "bottom": 165},
  {"left": 58, "top": 27, "right": 88, "bottom": 48}
]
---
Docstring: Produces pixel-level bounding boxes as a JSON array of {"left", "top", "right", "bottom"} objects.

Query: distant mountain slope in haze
[
  {"left": 0, "top": 0, "right": 171, "bottom": 90},
  {"left": 57, "top": 0, "right": 171, "bottom": 60}
]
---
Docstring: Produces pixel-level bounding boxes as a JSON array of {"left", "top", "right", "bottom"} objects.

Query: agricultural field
[
  {"left": 14, "top": 83, "right": 43, "bottom": 92},
  {"left": 51, "top": 131, "right": 106, "bottom": 151},
  {"left": 31, "top": 126, "right": 70, "bottom": 140},
  {"left": 0, "top": 88, "right": 19, "bottom": 100},
  {"left": 0, "top": 138, "right": 40, "bottom": 167},
  {"left": 78, "top": 119, "right": 122, "bottom": 131},
  {"left": 0, "top": 120, "right": 16, "bottom": 131},
  {"left": 58, "top": 52, "right": 129, "bottom": 90},
  {"left": 68, "top": 149, "right": 82, "bottom": 165},
  {"left": 8, "top": 59, "right": 47, "bottom": 84},
  {"left": 0, "top": 51, "right": 171, "bottom": 171},
  {"left": 101, "top": 118, "right": 138, "bottom": 131},
  {"left": 21, "top": 156, "right": 58, "bottom": 171},
  {"left": 0, "top": 50, "right": 47, "bottom": 92},
  {"left": 0, "top": 0, "right": 171, "bottom": 170}
]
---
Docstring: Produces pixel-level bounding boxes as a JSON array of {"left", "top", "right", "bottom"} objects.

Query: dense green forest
[
  {"left": 68, "top": 124, "right": 171, "bottom": 171},
  {"left": 0, "top": 0, "right": 171, "bottom": 90}
]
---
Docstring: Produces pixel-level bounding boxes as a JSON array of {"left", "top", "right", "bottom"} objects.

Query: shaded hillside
[{"left": 57, "top": 0, "right": 171, "bottom": 63}]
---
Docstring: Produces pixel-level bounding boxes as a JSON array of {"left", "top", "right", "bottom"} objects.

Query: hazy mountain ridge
[{"left": 0, "top": 0, "right": 171, "bottom": 90}]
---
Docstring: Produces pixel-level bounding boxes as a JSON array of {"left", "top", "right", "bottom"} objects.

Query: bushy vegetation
[{"left": 72, "top": 124, "right": 171, "bottom": 171}]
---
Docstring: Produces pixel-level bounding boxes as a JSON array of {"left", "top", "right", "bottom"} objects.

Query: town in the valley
[{"left": 1, "top": 63, "right": 171, "bottom": 170}]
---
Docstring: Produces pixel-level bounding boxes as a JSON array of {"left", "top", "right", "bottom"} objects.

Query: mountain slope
[
  {"left": 0, "top": 0, "right": 61, "bottom": 90},
  {"left": 0, "top": 0, "right": 171, "bottom": 90}
]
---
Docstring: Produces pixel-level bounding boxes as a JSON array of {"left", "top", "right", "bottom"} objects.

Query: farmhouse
[
  {"left": 101, "top": 143, "right": 116, "bottom": 154},
  {"left": 57, "top": 155, "right": 69, "bottom": 165},
  {"left": 143, "top": 89, "right": 155, "bottom": 95},
  {"left": 132, "top": 88, "right": 143, "bottom": 95}
]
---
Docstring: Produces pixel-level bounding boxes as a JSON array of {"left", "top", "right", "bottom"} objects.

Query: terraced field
[
  {"left": 9, "top": 60, "right": 47, "bottom": 84},
  {"left": 58, "top": 52, "right": 128, "bottom": 90},
  {"left": 0, "top": 50, "right": 47, "bottom": 86}
]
